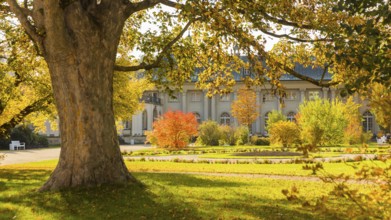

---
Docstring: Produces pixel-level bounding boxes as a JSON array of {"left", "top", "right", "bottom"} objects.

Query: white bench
[
  {"left": 377, "top": 136, "right": 387, "bottom": 144},
  {"left": 9, "top": 141, "right": 26, "bottom": 150}
]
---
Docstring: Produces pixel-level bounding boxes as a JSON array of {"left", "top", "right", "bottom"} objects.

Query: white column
[
  {"left": 211, "top": 95, "right": 216, "bottom": 121},
  {"left": 203, "top": 91, "right": 209, "bottom": 120},
  {"left": 353, "top": 93, "right": 359, "bottom": 103},
  {"left": 160, "top": 92, "right": 166, "bottom": 113},
  {"left": 255, "top": 90, "right": 261, "bottom": 133},
  {"left": 322, "top": 88, "right": 328, "bottom": 100},
  {"left": 182, "top": 90, "right": 187, "bottom": 112},
  {"left": 233, "top": 91, "right": 238, "bottom": 126},
  {"left": 300, "top": 88, "right": 306, "bottom": 102},
  {"left": 276, "top": 95, "right": 281, "bottom": 111},
  {"left": 330, "top": 88, "right": 336, "bottom": 101}
]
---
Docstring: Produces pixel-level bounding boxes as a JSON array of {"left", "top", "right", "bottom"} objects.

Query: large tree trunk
[{"left": 39, "top": 2, "right": 135, "bottom": 191}]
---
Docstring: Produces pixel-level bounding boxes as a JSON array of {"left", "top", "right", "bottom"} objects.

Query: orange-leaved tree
[
  {"left": 146, "top": 111, "right": 198, "bottom": 149},
  {"left": 231, "top": 87, "right": 259, "bottom": 129}
]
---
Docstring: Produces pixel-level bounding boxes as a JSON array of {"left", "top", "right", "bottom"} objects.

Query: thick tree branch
[
  {"left": 259, "top": 28, "right": 333, "bottom": 43},
  {"left": 258, "top": 10, "right": 315, "bottom": 30},
  {"left": 5, "top": 0, "right": 43, "bottom": 52},
  {"left": 319, "top": 62, "right": 333, "bottom": 85},
  {"left": 0, "top": 95, "right": 52, "bottom": 137},
  {"left": 279, "top": 63, "right": 338, "bottom": 87},
  {"left": 124, "top": 0, "right": 182, "bottom": 18},
  {"left": 114, "top": 20, "right": 192, "bottom": 72}
]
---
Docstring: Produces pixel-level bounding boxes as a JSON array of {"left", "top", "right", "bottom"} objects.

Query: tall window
[
  {"left": 124, "top": 121, "right": 131, "bottom": 129},
  {"left": 220, "top": 94, "right": 230, "bottom": 101},
  {"left": 264, "top": 112, "right": 270, "bottom": 130},
  {"left": 153, "top": 107, "right": 158, "bottom": 122},
  {"left": 308, "top": 91, "right": 320, "bottom": 100},
  {"left": 220, "top": 112, "right": 231, "bottom": 125},
  {"left": 362, "top": 111, "right": 373, "bottom": 132},
  {"left": 193, "top": 112, "right": 201, "bottom": 124},
  {"left": 262, "top": 92, "right": 274, "bottom": 102},
  {"left": 142, "top": 110, "right": 148, "bottom": 130},
  {"left": 287, "top": 112, "right": 296, "bottom": 122},
  {"left": 191, "top": 91, "right": 201, "bottom": 102},
  {"left": 168, "top": 93, "right": 178, "bottom": 102},
  {"left": 285, "top": 91, "right": 298, "bottom": 100}
]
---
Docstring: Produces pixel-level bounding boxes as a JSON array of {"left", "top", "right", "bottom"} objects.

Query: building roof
[{"left": 191, "top": 56, "right": 332, "bottom": 82}]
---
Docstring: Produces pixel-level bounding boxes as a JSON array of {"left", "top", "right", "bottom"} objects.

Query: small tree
[
  {"left": 297, "top": 98, "right": 349, "bottom": 148},
  {"left": 269, "top": 121, "right": 300, "bottom": 150},
  {"left": 343, "top": 98, "right": 364, "bottom": 145},
  {"left": 235, "top": 126, "right": 250, "bottom": 146},
  {"left": 146, "top": 111, "right": 198, "bottom": 149},
  {"left": 266, "top": 110, "right": 287, "bottom": 132},
  {"left": 197, "top": 120, "right": 221, "bottom": 146},
  {"left": 231, "top": 87, "right": 259, "bottom": 131}
]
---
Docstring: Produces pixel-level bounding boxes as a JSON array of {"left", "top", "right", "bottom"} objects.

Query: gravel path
[
  {"left": 0, "top": 145, "right": 152, "bottom": 166},
  {"left": 132, "top": 171, "right": 375, "bottom": 184},
  {"left": 125, "top": 153, "right": 377, "bottom": 163}
]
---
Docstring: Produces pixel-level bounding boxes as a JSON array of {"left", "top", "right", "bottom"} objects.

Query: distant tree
[
  {"left": 146, "top": 111, "right": 198, "bottom": 149},
  {"left": 367, "top": 83, "right": 391, "bottom": 132},
  {"left": 231, "top": 87, "right": 259, "bottom": 130},
  {"left": 269, "top": 121, "right": 300, "bottom": 150},
  {"left": 266, "top": 110, "right": 287, "bottom": 132}
]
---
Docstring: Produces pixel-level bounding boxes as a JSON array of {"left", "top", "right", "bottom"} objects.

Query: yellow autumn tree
[{"left": 231, "top": 87, "right": 259, "bottom": 129}]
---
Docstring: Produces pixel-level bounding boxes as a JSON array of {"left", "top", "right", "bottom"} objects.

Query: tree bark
[{"left": 39, "top": 1, "right": 135, "bottom": 191}]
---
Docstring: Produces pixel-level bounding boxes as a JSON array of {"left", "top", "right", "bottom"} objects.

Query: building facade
[{"left": 122, "top": 79, "right": 379, "bottom": 144}]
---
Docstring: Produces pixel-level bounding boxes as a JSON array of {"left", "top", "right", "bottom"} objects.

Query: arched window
[
  {"left": 142, "top": 110, "right": 148, "bottom": 130},
  {"left": 220, "top": 112, "right": 231, "bottom": 125},
  {"left": 153, "top": 107, "right": 158, "bottom": 122},
  {"left": 287, "top": 112, "right": 296, "bottom": 122},
  {"left": 124, "top": 121, "right": 131, "bottom": 129},
  {"left": 362, "top": 111, "right": 373, "bottom": 132},
  {"left": 193, "top": 112, "right": 201, "bottom": 124},
  {"left": 264, "top": 112, "right": 270, "bottom": 130}
]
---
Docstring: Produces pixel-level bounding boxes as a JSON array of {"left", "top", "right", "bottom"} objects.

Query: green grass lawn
[
  {"left": 3, "top": 159, "right": 388, "bottom": 177},
  {"left": 123, "top": 144, "right": 390, "bottom": 159},
  {"left": 0, "top": 167, "right": 365, "bottom": 219}
]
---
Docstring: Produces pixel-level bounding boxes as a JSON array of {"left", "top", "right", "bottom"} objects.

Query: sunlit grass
[
  {"left": 3, "top": 159, "right": 389, "bottom": 178},
  {"left": 0, "top": 168, "right": 363, "bottom": 219}
]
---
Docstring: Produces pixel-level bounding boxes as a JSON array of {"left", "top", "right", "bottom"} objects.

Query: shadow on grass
[
  {"left": 0, "top": 170, "right": 206, "bottom": 219},
  {"left": 0, "top": 170, "right": 339, "bottom": 219}
]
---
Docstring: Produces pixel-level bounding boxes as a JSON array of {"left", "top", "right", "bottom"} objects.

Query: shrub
[
  {"left": 197, "top": 120, "right": 221, "bottom": 146},
  {"left": 251, "top": 136, "right": 270, "bottom": 146},
  {"left": 146, "top": 111, "right": 198, "bottom": 149},
  {"left": 218, "top": 125, "right": 236, "bottom": 146},
  {"left": 266, "top": 110, "right": 287, "bottom": 131},
  {"left": 269, "top": 121, "right": 300, "bottom": 149},
  {"left": 234, "top": 126, "right": 249, "bottom": 145}
]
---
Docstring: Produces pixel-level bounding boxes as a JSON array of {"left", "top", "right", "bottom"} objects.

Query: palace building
[{"left": 119, "top": 62, "right": 380, "bottom": 144}]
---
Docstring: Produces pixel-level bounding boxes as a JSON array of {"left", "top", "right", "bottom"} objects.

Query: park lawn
[
  {"left": 196, "top": 152, "right": 347, "bottom": 159},
  {"left": 3, "top": 159, "right": 389, "bottom": 177},
  {"left": 0, "top": 167, "right": 365, "bottom": 220}
]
